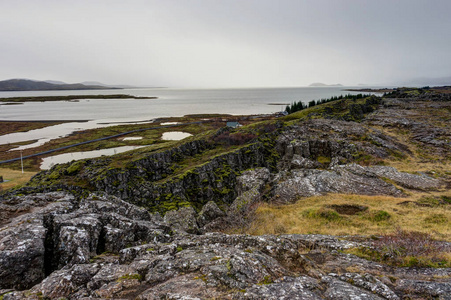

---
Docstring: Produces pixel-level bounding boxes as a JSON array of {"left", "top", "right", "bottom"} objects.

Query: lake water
[{"left": 0, "top": 86, "right": 380, "bottom": 146}]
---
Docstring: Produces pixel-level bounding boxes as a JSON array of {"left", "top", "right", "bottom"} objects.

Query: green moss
[
  {"left": 0, "top": 291, "right": 13, "bottom": 300},
  {"left": 117, "top": 273, "right": 143, "bottom": 281},
  {"left": 66, "top": 161, "right": 85, "bottom": 175},
  {"left": 193, "top": 274, "right": 207, "bottom": 282},
  {"left": 258, "top": 275, "right": 273, "bottom": 285},
  {"left": 317, "top": 156, "right": 331, "bottom": 164},
  {"left": 210, "top": 256, "right": 222, "bottom": 261},
  {"left": 226, "top": 260, "right": 232, "bottom": 271}
]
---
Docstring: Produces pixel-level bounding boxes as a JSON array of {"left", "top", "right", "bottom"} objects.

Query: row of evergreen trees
[{"left": 285, "top": 93, "right": 371, "bottom": 114}]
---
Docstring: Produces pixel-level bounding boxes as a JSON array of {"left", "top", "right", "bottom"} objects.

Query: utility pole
[{"left": 20, "top": 150, "right": 24, "bottom": 174}]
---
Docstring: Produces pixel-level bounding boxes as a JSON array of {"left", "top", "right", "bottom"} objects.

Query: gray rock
[
  {"left": 0, "top": 193, "right": 74, "bottom": 290},
  {"left": 197, "top": 201, "right": 226, "bottom": 228},
  {"left": 272, "top": 164, "right": 404, "bottom": 203},
  {"left": 236, "top": 168, "right": 270, "bottom": 195},
  {"left": 0, "top": 192, "right": 170, "bottom": 291},
  {"left": 368, "top": 165, "right": 442, "bottom": 190},
  {"left": 164, "top": 206, "right": 199, "bottom": 234},
  {"left": 322, "top": 276, "right": 385, "bottom": 300},
  {"left": 334, "top": 273, "right": 400, "bottom": 300},
  {"left": 236, "top": 276, "right": 323, "bottom": 300}
]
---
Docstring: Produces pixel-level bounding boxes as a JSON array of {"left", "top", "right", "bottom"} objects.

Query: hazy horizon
[{"left": 1, "top": 1, "right": 450, "bottom": 88}]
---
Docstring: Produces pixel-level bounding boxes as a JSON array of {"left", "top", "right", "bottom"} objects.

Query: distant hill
[
  {"left": 308, "top": 82, "right": 343, "bottom": 87},
  {"left": 81, "top": 81, "right": 138, "bottom": 89},
  {"left": 0, "top": 79, "right": 120, "bottom": 91}
]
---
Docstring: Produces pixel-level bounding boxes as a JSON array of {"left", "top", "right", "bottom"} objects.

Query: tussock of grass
[{"left": 246, "top": 193, "right": 451, "bottom": 241}]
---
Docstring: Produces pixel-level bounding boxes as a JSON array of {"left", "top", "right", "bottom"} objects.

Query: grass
[
  {"left": 245, "top": 193, "right": 451, "bottom": 241},
  {"left": 0, "top": 168, "right": 37, "bottom": 190}
]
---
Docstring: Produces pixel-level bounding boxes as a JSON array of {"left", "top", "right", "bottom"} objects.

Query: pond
[{"left": 161, "top": 131, "right": 193, "bottom": 141}]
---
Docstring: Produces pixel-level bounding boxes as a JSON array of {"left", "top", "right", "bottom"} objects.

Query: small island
[{"left": 308, "top": 82, "right": 343, "bottom": 87}]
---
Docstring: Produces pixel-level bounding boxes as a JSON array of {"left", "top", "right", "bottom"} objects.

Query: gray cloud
[{"left": 1, "top": 0, "right": 450, "bottom": 87}]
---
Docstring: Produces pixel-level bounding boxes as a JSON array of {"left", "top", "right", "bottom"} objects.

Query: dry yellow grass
[
  {"left": 246, "top": 193, "right": 451, "bottom": 241},
  {"left": 0, "top": 168, "right": 36, "bottom": 190}
]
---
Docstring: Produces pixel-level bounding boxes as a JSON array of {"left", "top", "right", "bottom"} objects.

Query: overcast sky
[{"left": 1, "top": 0, "right": 450, "bottom": 87}]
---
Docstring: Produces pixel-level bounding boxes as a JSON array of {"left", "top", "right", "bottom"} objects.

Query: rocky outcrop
[
  {"left": 164, "top": 206, "right": 199, "bottom": 234},
  {"left": 0, "top": 192, "right": 170, "bottom": 291},
  {"left": 197, "top": 200, "right": 226, "bottom": 229},
  {"left": 269, "top": 163, "right": 442, "bottom": 203},
  {"left": 1, "top": 192, "right": 450, "bottom": 299},
  {"left": 276, "top": 119, "right": 410, "bottom": 171},
  {"left": 27, "top": 138, "right": 277, "bottom": 215},
  {"left": 365, "top": 98, "right": 451, "bottom": 158}
]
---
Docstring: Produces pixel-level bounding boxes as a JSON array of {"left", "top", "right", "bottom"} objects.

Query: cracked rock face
[
  {"left": 0, "top": 192, "right": 170, "bottom": 292},
  {"left": 1, "top": 192, "right": 450, "bottom": 299},
  {"left": 270, "top": 163, "right": 442, "bottom": 203}
]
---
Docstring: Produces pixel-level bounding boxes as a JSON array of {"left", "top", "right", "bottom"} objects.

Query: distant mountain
[
  {"left": 81, "top": 81, "right": 138, "bottom": 89},
  {"left": 308, "top": 83, "right": 343, "bottom": 87},
  {"left": 0, "top": 79, "right": 120, "bottom": 91},
  {"left": 44, "top": 80, "right": 68, "bottom": 85}
]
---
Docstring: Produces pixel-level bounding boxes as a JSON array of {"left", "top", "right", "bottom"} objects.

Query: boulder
[
  {"left": 197, "top": 201, "right": 226, "bottom": 228},
  {"left": 164, "top": 206, "right": 199, "bottom": 234}
]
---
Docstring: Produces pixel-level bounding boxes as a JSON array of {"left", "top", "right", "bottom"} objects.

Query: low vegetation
[
  {"left": 346, "top": 228, "right": 451, "bottom": 268},
  {"left": 245, "top": 193, "right": 451, "bottom": 241}
]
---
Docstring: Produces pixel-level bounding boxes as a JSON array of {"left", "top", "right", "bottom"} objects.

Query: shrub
[
  {"left": 371, "top": 229, "right": 450, "bottom": 267},
  {"left": 213, "top": 132, "right": 257, "bottom": 146}
]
